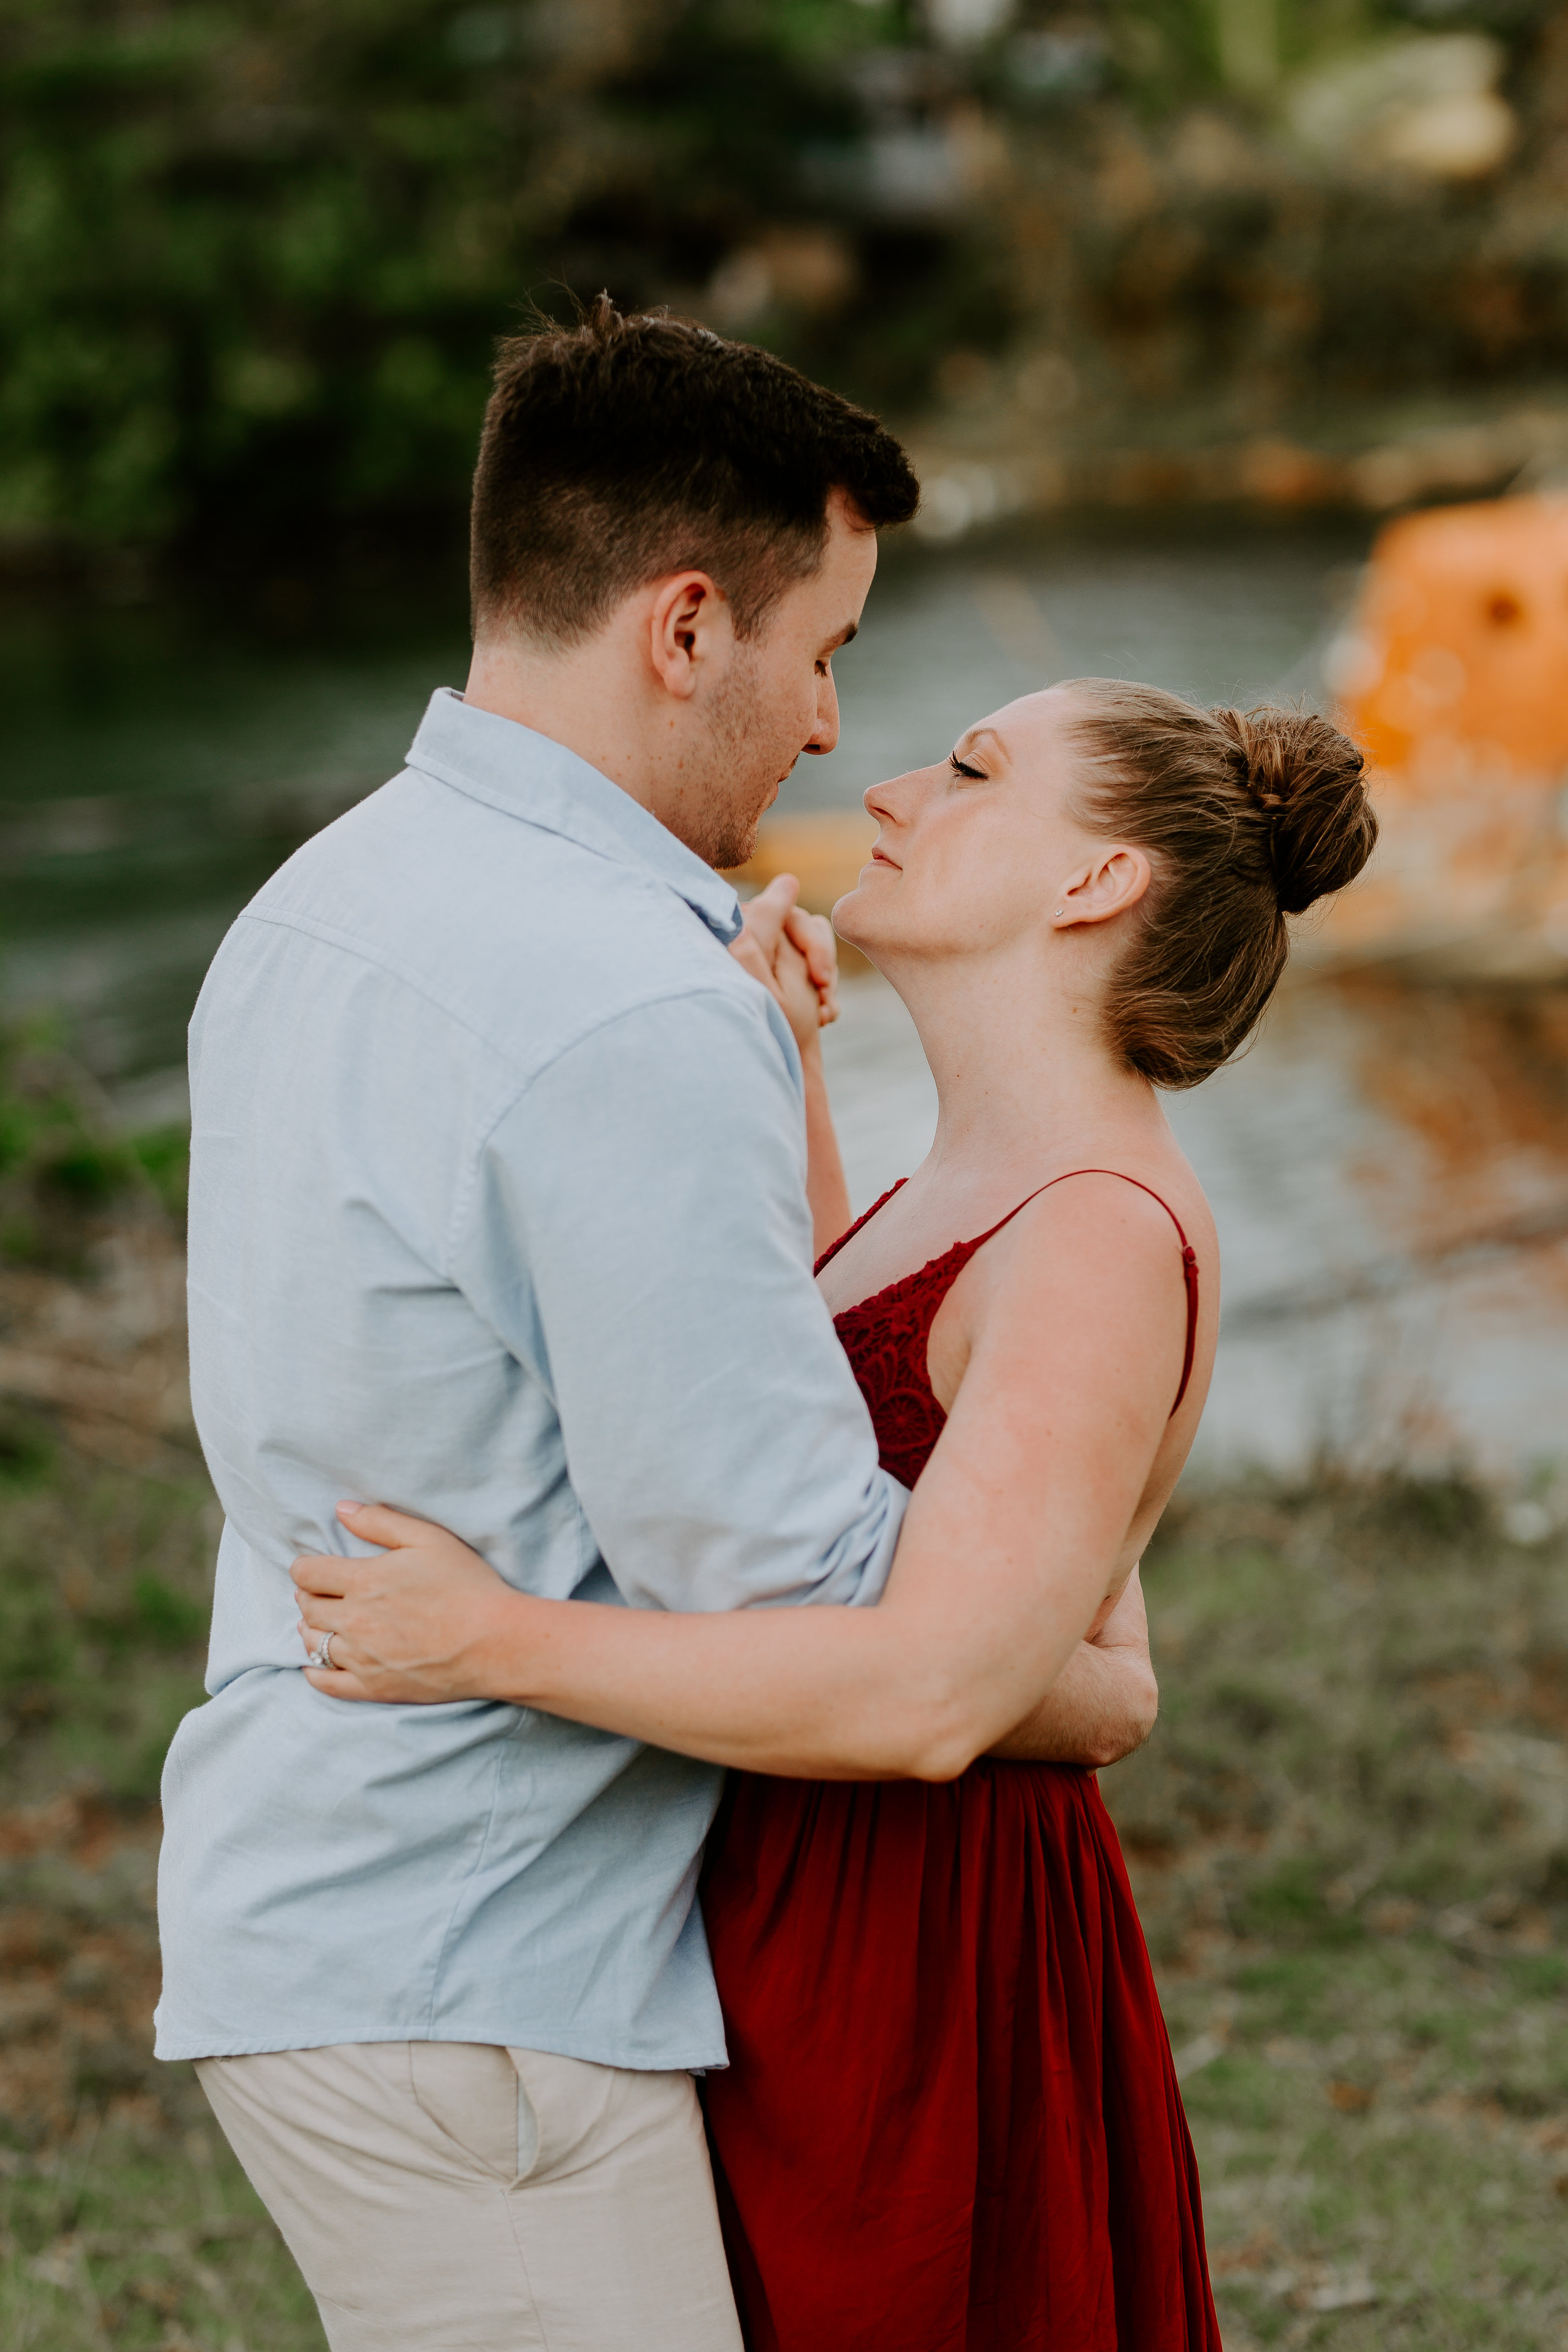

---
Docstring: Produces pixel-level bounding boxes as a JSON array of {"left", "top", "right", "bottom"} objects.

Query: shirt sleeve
[{"left": 447, "top": 979, "right": 909, "bottom": 1614}]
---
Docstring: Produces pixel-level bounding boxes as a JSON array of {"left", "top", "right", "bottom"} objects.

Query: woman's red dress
[{"left": 700, "top": 1177, "right": 1223, "bottom": 2352}]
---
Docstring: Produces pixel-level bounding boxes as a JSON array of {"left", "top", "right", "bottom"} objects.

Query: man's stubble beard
[{"left": 674, "top": 647, "right": 795, "bottom": 872}]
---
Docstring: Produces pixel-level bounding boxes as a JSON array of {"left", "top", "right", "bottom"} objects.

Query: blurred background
[{"left": 1, "top": 4, "right": 1567, "bottom": 2347}]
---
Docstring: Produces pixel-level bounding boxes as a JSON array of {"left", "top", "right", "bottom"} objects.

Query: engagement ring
[{"left": 306, "top": 1630, "right": 336, "bottom": 1670}]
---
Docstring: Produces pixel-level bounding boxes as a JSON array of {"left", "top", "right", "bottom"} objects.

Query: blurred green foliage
[
  {"left": 6, "top": 0, "right": 1560, "bottom": 567},
  {"left": 0, "top": 1014, "right": 186, "bottom": 1265},
  {"left": 0, "top": 0, "right": 1015, "bottom": 556},
  {"left": 0, "top": 1406, "right": 213, "bottom": 1803}
]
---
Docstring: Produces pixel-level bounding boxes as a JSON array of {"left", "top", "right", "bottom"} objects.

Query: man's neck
[{"left": 464, "top": 632, "right": 657, "bottom": 812}]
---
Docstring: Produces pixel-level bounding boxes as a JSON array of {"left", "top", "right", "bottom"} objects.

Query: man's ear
[
  {"left": 1051, "top": 845, "right": 1153, "bottom": 929},
  {"left": 649, "top": 571, "right": 731, "bottom": 701}
]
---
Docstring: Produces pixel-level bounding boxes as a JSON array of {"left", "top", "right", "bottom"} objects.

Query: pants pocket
[{"left": 406, "top": 2042, "right": 529, "bottom": 2183}]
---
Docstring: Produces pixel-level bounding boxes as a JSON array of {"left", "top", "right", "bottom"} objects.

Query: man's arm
[
  {"left": 986, "top": 1569, "right": 1158, "bottom": 1767},
  {"left": 448, "top": 977, "right": 906, "bottom": 1617}
]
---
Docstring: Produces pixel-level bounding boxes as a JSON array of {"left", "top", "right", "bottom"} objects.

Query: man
[{"left": 157, "top": 299, "right": 1156, "bottom": 2351}]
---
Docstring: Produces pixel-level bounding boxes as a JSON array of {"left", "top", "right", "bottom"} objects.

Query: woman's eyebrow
[{"left": 956, "top": 726, "right": 1006, "bottom": 759}]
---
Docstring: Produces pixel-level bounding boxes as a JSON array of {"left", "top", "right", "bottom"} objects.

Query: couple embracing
[{"left": 156, "top": 300, "right": 1375, "bottom": 2351}]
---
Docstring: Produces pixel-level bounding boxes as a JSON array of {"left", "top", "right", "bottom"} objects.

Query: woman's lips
[{"left": 869, "top": 849, "right": 901, "bottom": 871}]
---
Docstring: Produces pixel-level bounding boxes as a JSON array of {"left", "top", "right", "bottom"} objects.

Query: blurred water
[
  {"left": 0, "top": 514, "right": 1355, "bottom": 1082},
  {"left": 788, "top": 511, "right": 1359, "bottom": 813},
  {"left": 820, "top": 968, "right": 1568, "bottom": 1483},
  {"left": 0, "top": 580, "right": 470, "bottom": 1089},
  {"left": 3, "top": 516, "right": 1565, "bottom": 1481}
]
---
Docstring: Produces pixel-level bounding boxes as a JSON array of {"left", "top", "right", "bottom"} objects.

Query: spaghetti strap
[
  {"left": 820, "top": 1170, "right": 1200, "bottom": 1418},
  {"left": 813, "top": 1180, "right": 906, "bottom": 1274},
  {"left": 973, "top": 1170, "right": 1200, "bottom": 1417}
]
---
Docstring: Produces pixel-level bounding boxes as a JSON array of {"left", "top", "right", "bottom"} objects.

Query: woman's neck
[{"left": 885, "top": 944, "right": 1167, "bottom": 1203}]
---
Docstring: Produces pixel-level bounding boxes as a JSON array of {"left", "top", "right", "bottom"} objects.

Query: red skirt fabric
[{"left": 701, "top": 1761, "right": 1222, "bottom": 2352}]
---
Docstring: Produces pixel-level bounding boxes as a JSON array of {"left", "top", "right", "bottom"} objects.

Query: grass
[
  {"left": 0, "top": 1412, "right": 216, "bottom": 1808},
  {"left": 1112, "top": 1481, "right": 1568, "bottom": 2350},
  {"left": 0, "top": 1401, "right": 327, "bottom": 2349},
  {"left": 0, "top": 1380, "right": 1564, "bottom": 2346},
  {"left": 0, "top": 2121, "right": 322, "bottom": 2352}
]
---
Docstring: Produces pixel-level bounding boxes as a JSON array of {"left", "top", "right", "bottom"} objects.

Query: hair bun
[{"left": 1212, "top": 706, "right": 1377, "bottom": 916}]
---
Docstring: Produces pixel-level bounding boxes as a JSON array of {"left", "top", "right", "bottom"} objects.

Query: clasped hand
[{"left": 730, "top": 872, "right": 839, "bottom": 1052}]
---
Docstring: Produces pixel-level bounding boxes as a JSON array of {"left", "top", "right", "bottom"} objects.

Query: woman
[{"left": 292, "top": 678, "right": 1377, "bottom": 2349}]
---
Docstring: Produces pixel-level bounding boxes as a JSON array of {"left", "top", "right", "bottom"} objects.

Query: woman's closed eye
[{"left": 948, "top": 751, "right": 987, "bottom": 781}]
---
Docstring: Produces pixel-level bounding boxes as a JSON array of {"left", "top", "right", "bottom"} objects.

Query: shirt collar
[{"left": 404, "top": 688, "right": 744, "bottom": 945}]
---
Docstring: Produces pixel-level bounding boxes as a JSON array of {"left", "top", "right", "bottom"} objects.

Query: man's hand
[
  {"left": 987, "top": 1567, "right": 1159, "bottom": 1767},
  {"left": 729, "top": 874, "right": 839, "bottom": 1052}
]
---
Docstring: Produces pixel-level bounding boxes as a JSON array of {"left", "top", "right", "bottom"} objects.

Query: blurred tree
[
  {"left": 0, "top": 0, "right": 1562, "bottom": 568},
  {"left": 0, "top": 0, "right": 1015, "bottom": 561}
]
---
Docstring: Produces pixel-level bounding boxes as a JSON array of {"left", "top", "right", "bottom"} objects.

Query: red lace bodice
[{"left": 817, "top": 1170, "right": 1200, "bottom": 1491}]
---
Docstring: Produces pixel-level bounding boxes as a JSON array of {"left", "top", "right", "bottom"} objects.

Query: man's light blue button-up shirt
[{"left": 155, "top": 689, "right": 907, "bottom": 2067}]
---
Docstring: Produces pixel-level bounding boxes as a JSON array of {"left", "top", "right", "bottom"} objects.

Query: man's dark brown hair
[{"left": 470, "top": 295, "right": 920, "bottom": 645}]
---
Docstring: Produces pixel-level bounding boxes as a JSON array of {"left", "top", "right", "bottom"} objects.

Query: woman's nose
[{"left": 864, "top": 768, "right": 919, "bottom": 822}]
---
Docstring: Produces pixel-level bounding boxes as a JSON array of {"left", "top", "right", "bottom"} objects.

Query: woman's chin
[
  {"left": 831, "top": 883, "right": 872, "bottom": 949},
  {"left": 832, "top": 884, "right": 902, "bottom": 974}
]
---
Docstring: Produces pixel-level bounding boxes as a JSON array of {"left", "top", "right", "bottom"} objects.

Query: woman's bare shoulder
[
  {"left": 989, "top": 1160, "right": 1214, "bottom": 1276},
  {"left": 926, "top": 1155, "right": 1216, "bottom": 1421}
]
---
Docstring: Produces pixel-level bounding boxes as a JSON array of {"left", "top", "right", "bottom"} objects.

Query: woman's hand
[
  {"left": 294, "top": 1502, "right": 532, "bottom": 1704},
  {"left": 730, "top": 874, "right": 839, "bottom": 1056},
  {"left": 729, "top": 871, "right": 852, "bottom": 1251}
]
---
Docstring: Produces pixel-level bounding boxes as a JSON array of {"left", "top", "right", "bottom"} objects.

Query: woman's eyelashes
[{"left": 948, "top": 751, "right": 987, "bottom": 781}]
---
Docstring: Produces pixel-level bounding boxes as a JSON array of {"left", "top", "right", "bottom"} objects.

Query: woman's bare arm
[
  {"left": 293, "top": 1180, "right": 1189, "bottom": 1782},
  {"left": 798, "top": 1033, "right": 852, "bottom": 1261}
]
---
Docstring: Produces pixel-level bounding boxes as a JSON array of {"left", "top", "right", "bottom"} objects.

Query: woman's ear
[{"left": 1051, "top": 845, "right": 1152, "bottom": 929}]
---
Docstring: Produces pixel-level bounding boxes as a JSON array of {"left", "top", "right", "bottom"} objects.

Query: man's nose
[{"left": 802, "top": 667, "right": 841, "bottom": 757}]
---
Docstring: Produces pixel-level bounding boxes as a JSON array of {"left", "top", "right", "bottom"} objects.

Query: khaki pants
[{"left": 196, "top": 2042, "right": 743, "bottom": 2352}]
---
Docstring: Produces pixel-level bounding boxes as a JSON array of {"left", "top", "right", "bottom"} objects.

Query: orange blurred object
[
  {"left": 1322, "top": 493, "right": 1568, "bottom": 977},
  {"left": 1338, "top": 494, "right": 1568, "bottom": 777},
  {"left": 724, "top": 813, "right": 877, "bottom": 914},
  {"left": 724, "top": 812, "right": 880, "bottom": 971}
]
